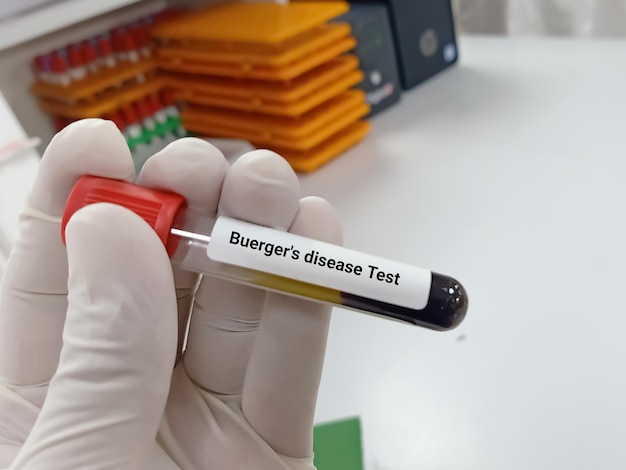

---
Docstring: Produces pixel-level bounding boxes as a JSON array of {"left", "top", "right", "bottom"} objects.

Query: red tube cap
[
  {"left": 62, "top": 175, "right": 187, "bottom": 257},
  {"left": 98, "top": 36, "right": 114, "bottom": 57},
  {"left": 81, "top": 40, "right": 98, "bottom": 63},
  {"left": 33, "top": 55, "right": 45, "bottom": 71},
  {"left": 67, "top": 44, "right": 85, "bottom": 67},
  {"left": 121, "top": 104, "right": 141, "bottom": 125},
  {"left": 50, "top": 53, "right": 68, "bottom": 73},
  {"left": 137, "top": 97, "right": 153, "bottom": 120},
  {"left": 120, "top": 32, "right": 138, "bottom": 52}
]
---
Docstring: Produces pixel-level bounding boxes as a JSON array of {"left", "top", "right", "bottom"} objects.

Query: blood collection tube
[
  {"left": 110, "top": 28, "right": 127, "bottom": 62},
  {"left": 98, "top": 35, "right": 117, "bottom": 68},
  {"left": 81, "top": 40, "right": 100, "bottom": 74},
  {"left": 132, "top": 23, "right": 153, "bottom": 58},
  {"left": 50, "top": 52, "right": 71, "bottom": 87},
  {"left": 45, "top": 54, "right": 58, "bottom": 83},
  {"left": 67, "top": 44, "right": 87, "bottom": 81},
  {"left": 138, "top": 97, "right": 157, "bottom": 136},
  {"left": 61, "top": 176, "right": 468, "bottom": 331},
  {"left": 149, "top": 94, "right": 171, "bottom": 139},
  {"left": 120, "top": 30, "right": 142, "bottom": 64},
  {"left": 121, "top": 104, "right": 144, "bottom": 151},
  {"left": 33, "top": 55, "right": 47, "bottom": 82},
  {"left": 160, "top": 89, "right": 186, "bottom": 137}
]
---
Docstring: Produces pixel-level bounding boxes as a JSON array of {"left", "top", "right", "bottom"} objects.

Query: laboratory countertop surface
[{"left": 299, "top": 36, "right": 626, "bottom": 469}]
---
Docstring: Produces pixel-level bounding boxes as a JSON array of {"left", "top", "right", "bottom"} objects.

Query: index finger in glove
[{"left": 0, "top": 119, "right": 134, "bottom": 387}]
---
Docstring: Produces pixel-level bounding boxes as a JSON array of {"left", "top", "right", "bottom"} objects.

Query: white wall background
[{"left": 452, "top": 0, "right": 626, "bottom": 36}]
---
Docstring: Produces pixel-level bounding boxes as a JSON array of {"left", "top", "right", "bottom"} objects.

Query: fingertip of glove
[
  {"left": 33, "top": 119, "right": 135, "bottom": 217},
  {"left": 44, "top": 118, "right": 129, "bottom": 163},
  {"left": 290, "top": 196, "right": 343, "bottom": 246},
  {"left": 138, "top": 137, "right": 229, "bottom": 213},
  {"left": 233, "top": 149, "right": 298, "bottom": 187},
  {"left": 220, "top": 149, "right": 301, "bottom": 230},
  {"left": 145, "top": 137, "right": 228, "bottom": 168}
]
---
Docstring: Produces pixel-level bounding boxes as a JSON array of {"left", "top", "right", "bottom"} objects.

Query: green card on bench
[{"left": 313, "top": 416, "right": 364, "bottom": 470}]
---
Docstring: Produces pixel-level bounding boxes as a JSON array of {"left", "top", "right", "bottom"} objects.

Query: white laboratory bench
[{"left": 300, "top": 36, "right": 626, "bottom": 470}]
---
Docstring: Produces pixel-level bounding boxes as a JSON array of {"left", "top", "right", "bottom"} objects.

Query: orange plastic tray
[
  {"left": 158, "top": 36, "right": 356, "bottom": 81},
  {"left": 30, "top": 59, "right": 158, "bottom": 103},
  {"left": 181, "top": 90, "right": 366, "bottom": 139},
  {"left": 170, "top": 67, "right": 362, "bottom": 117},
  {"left": 37, "top": 78, "right": 165, "bottom": 119},
  {"left": 157, "top": 23, "right": 351, "bottom": 67},
  {"left": 158, "top": 23, "right": 350, "bottom": 65},
  {"left": 172, "top": 69, "right": 362, "bottom": 117},
  {"left": 181, "top": 91, "right": 369, "bottom": 151},
  {"left": 166, "top": 55, "right": 358, "bottom": 103},
  {"left": 151, "top": 1, "right": 349, "bottom": 44},
  {"left": 281, "top": 120, "right": 371, "bottom": 173}
]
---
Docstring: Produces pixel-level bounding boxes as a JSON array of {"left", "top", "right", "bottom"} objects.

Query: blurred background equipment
[
  {"left": 354, "top": 0, "right": 459, "bottom": 91},
  {"left": 152, "top": 1, "right": 371, "bottom": 173},
  {"left": 452, "top": 0, "right": 626, "bottom": 37},
  {"left": 333, "top": 2, "right": 402, "bottom": 116},
  {"left": 18, "top": 0, "right": 465, "bottom": 174},
  {"left": 27, "top": 8, "right": 187, "bottom": 172}
]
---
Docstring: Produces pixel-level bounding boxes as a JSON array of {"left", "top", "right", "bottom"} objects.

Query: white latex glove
[{"left": 0, "top": 119, "right": 343, "bottom": 469}]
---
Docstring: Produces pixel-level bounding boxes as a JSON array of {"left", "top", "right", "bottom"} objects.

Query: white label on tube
[{"left": 206, "top": 217, "right": 433, "bottom": 310}]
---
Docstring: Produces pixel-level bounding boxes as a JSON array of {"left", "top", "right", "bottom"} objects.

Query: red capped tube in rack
[
  {"left": 33, "top": 55, "right": 49, "bottom": 83},
  {"left": 67, "top": 44, "right": 87, "bottom": 81},
  {"left": 50, "top": 52, "right": 71, "bottom": 87},
  {"left": 81, "top": 40, "right": 99, "bottom": 74},
  {"left": 121, "top": 104, "right": 141, "bottom": 126},
  {"left": 138, "top": 97, "right": 153, "bottom": 120},
  {"left": 121, "top": 104, "right": 145, "bottom": 150},
  {"left": 133, "top": 24, "right": 153, "bottom": 58},
  {"left": 150, "top": 94, "right": 169, "bottom": 126},
  {"left": 98, "top": 36, "right": 117, "bottom": 68},
  {"left": 110, "top": 28, "right": 126, "bottom": 61},
  {"left": 120, "top": 31, "right": 141, "bottom": 63}
]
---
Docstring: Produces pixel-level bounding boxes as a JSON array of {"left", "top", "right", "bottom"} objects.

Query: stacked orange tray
[
  {"left": 31, "top": 61, "right": 164, "bottom": 119},
  {"left": 152, "top": 1, "right": 370, "bottom": 172}
]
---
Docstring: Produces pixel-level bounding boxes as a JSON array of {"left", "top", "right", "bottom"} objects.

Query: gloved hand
[{"left": 0, "top": 119, "right": 342, "bottom": 469}]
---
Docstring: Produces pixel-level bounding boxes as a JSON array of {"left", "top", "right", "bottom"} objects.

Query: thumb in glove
[{"left": 9, "top": 202, "right": 178, "bottom": 469}]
